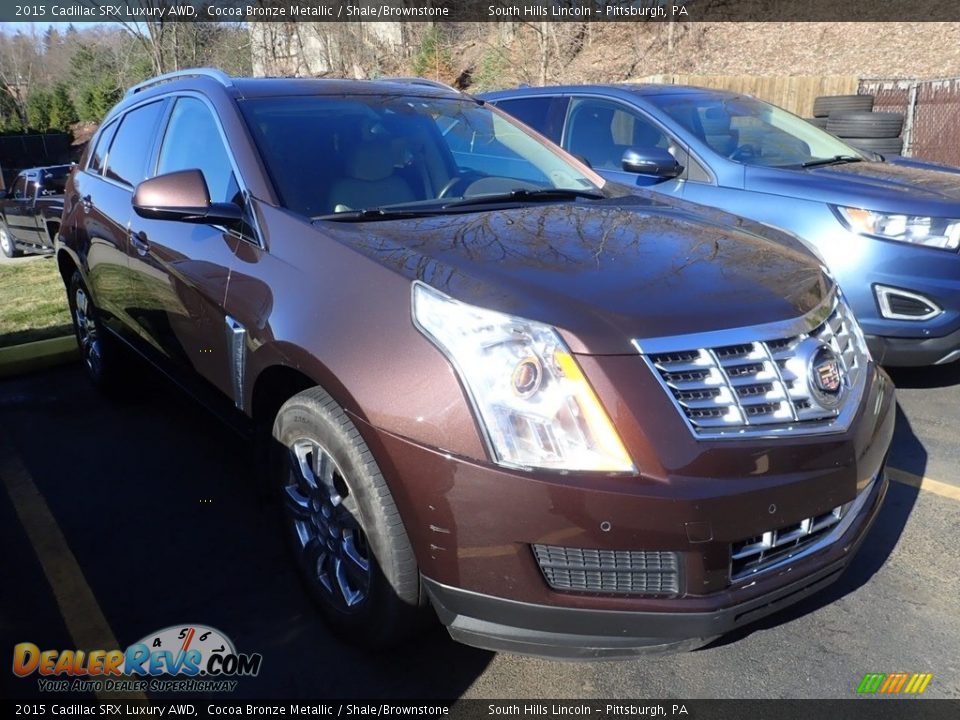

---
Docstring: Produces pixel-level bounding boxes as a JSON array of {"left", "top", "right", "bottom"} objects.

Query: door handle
[
  {"left": 129, "top": 230, "right": 150, "bottom": 256},
  {"left": 80, "top": 194, "right": 92, "bottom": 212}
]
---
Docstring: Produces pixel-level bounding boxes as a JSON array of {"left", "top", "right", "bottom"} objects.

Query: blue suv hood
[{"left": 746, "top": 161, "right": 960, "bottom": 215}]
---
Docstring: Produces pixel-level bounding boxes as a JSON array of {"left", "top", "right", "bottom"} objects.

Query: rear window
[
  {"left": 87, "top": 121, "right": 118, "bottom": 175},
  {"left": 41, "top": 169, "right": 69, "bottom": 195},
  {"left": 494, "top": 96, "right": 568, "bottom": 143}
]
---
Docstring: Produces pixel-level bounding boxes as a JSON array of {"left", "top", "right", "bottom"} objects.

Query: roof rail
[
  {"left": 126, "top": 68, "right": 233, "bottom": 97},
  {"left": 381, "top": 76, "right": 459, "bottom": 93}
]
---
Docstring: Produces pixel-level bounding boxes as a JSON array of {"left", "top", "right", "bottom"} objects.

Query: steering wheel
[
  {"left": 437, "top": 176, "right": 464, "bottom": 199},
  {"left": 437, "top": 172, "right": 488, "bottom": 199},
  {"left": 730, "top": 144, "right": 758, "bottom": 162}
]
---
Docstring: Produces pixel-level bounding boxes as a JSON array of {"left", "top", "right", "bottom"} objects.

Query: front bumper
[
  {"left": 866, "top": 325, "right": 960, "bottom": 366},
  {"left": 352, "top": 358, "right": 894, "bottom": 659},
  {"left": 423, "top": 473, "right": 888, "bottom": 659}
]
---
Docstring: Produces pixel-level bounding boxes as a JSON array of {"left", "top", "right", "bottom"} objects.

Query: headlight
[
  {"left": 835, "top": 206, "right": 960, "bottom": 251},
  {"left": 412, "top": 282, "right": 635, "bottom": 473}
]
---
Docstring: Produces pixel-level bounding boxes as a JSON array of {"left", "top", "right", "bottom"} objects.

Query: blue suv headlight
[{"left": 834, "top": 206, "right": 960, "bottom": 251}]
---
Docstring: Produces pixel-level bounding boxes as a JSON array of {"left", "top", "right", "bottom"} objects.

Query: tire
[
  {"left": 0, "top": 219, "right": 18, "bottom": 258},
  {"left": 805, "top": 117, "right": 829, "bottom": 130},
  {"left": 271, "top": 386, "right": 424, "bottom": 648},
  {"left": 842, "top": 136, "right": 904, "bottom": 157},
  {"left": 826, "top": 111, "right": 904, "bottom": 139},
  {"left": 812, "top": 94, "right": 874, "bottom": 118},
  {"left": 67, "top": 270, "right": 123, "bottom": 391}
]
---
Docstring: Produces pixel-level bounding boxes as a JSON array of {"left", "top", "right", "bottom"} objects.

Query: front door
[
  {"left": 126, "top": 95, "right": 260, "bottom": 405},
  {"left": 562, "top": 96, "right": 685, "bottom": 196}
]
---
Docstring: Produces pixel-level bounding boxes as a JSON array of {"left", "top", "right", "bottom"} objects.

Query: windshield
[
  {"left": 653, "top": 93, "right": 865, "bottom": 168},
  {"left": 239, "top": 94, "right": 601, "bottom": 218}
]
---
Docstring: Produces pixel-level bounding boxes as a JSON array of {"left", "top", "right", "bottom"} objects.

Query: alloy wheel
[
  {"left": 74, "top": 287, "right": 103, "bottom": 377},
  {"left": 283, "top": 438, "right": 371, "bottom": 611}
]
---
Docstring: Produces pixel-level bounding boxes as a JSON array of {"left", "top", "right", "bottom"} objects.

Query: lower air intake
[{"left": 532, "top": 544, "right": 680, "bottom": 595}]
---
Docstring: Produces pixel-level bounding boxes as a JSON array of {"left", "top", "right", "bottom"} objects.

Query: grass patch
[{"left": 0, "top": 258, "right": 72, "bottom": 347}]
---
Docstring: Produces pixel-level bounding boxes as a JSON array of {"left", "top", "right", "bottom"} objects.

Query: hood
[
  {"left": 315, "top": 196, "right": 829, "bottom": 354},
  {"left": 746, "top": 160, "right": 960, "bottom": 215}
]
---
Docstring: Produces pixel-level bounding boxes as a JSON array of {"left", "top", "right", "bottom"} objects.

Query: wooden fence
[{"left": 631, "top": 75, "right": 860, "bottom": 118}]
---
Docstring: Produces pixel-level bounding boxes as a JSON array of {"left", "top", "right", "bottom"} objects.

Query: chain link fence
[{"left": 859, "top": 77, "right": 960, "bottom": 166}]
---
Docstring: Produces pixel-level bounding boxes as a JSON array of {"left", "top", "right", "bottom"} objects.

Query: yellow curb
[
  {"left": 0, "top": 335, "right": 78, "bottom": 378},
  {"left": 888, "top": 467, "right": 960, "bottom": 502}
]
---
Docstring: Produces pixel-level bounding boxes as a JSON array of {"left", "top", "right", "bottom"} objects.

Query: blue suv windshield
[{"left": 652, "top": 94, "right": 866, "bottom": 168}]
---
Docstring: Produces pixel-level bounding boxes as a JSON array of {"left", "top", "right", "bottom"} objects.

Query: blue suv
[{"left": 482, "top": 85, "right": 960, "bottom": 366}]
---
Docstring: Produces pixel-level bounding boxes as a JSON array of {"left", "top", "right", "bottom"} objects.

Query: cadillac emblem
[{"left": 808, "top": 344, "right": 846, "bottom": 408}]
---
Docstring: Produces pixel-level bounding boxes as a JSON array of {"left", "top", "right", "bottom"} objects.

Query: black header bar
[
  {"left": 4, "top": 1, "right": 960, "bottom": 24},
  {"left": 5, "top": 700, "right": 960, "bottom": 719}
]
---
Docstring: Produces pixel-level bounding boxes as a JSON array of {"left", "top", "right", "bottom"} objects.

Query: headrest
[
  {"left": 345, "top": 140, "right": 394, "bottom": 182},
  {"left": 577, "top": 108, "right": 614, "bottom": 132}
]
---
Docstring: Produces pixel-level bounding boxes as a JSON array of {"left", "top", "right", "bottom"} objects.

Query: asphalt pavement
[{"left": 1, "top": 361, "right": 958, "bottom": 700}]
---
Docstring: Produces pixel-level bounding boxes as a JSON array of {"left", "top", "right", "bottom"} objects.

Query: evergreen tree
[
  {"left": 48, "top": 83, "right": 78, "bottom": 130},
  {"left": 26, "top": 89, "right": 52, "bottom": 131},
  {"left": 0, "top": 92, "right": 24, "bottom": 133}
]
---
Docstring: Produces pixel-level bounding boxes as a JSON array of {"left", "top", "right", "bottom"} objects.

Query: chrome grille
[
  {"left": 532, "top": 545, "right": 680, "bottom": 595},
  {"left": 635, "top": 293, "right": 869, "bottom": 438},
  {"left": 731, "top": 497, "right": 856, "bottom": 581}
]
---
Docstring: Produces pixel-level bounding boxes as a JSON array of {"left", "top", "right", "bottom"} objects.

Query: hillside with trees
[
  {"left": 251, "top": 21, "right": 960, "bottom": 91},
  {"left": 0, "top": 23, "right": 250, "bottom": 136},
  {"left": 2, "top": 20, "right": 957, "bottom": 138}
]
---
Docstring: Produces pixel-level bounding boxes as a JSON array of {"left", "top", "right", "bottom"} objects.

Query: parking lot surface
[{"left": 2, "top": 361, "right": 959, "bottom": 699}]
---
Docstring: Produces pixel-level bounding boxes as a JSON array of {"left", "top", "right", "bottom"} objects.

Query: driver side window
[
  {"left": 564, "top": 98, "right": 670, "bottom": 171},
  {"left": 156, "top": 97, "right": 240, "bottom": 206}
]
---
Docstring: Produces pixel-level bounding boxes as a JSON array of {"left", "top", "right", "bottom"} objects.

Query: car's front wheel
[{"left": 271, "top": 386, "right": 424, "bottom": 647}]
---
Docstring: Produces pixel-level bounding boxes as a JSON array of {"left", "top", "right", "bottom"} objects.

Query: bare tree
[
  {"left": 0, "top": 28, "right": 42, "bottom": 127},
  {"left": 111, "top": 1, "right": 171, "bottom": 74},
  {"left": 250, "top": 20, "right": 407, "bottom": 79},
  {"left": 90, "top": 1, "right": 206, "bottom": 75}
]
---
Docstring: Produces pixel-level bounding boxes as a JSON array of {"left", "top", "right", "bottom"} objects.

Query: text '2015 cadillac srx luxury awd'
[{"left": 57, "top": 70, "right": 894, "bottom": 659}]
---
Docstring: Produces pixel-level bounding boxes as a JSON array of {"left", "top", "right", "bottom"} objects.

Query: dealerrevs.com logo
[{"left": 13, "top": 624, "right": 262, "bottom": 693}]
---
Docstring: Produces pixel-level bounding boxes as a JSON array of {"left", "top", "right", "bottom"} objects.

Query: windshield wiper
[
  {"left": 313, "top": 207, "right": 441, "bottom": 222},
  {"left": 313, "top": 188, "right": 605, "bottom": 221},
  {"left": 802, "top": 155, "right": 863, "bottom": 168},
  {"left": 440, "top": 187, "right": 604, "bottom": 209}
]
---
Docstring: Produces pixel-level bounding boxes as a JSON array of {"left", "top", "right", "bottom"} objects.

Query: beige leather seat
[{"left": 327, "top": 140, "right": 416, "bottom": 213}]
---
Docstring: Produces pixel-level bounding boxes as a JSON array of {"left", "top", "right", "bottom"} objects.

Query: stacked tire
[{"left": 806, "top": 94, "right": 905, "bottom": 157}]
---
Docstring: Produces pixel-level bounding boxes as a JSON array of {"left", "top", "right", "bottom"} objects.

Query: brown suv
[{"left": 57, "top": 69, "right": 894, "bottom": 658}]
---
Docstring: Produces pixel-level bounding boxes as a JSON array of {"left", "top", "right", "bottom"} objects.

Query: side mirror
[
  {"left": 621, "top": 147, "right": 684, "bottom": 179},
  {"left": 132, "top": 169, "right": 242, "bottom": 225}
]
